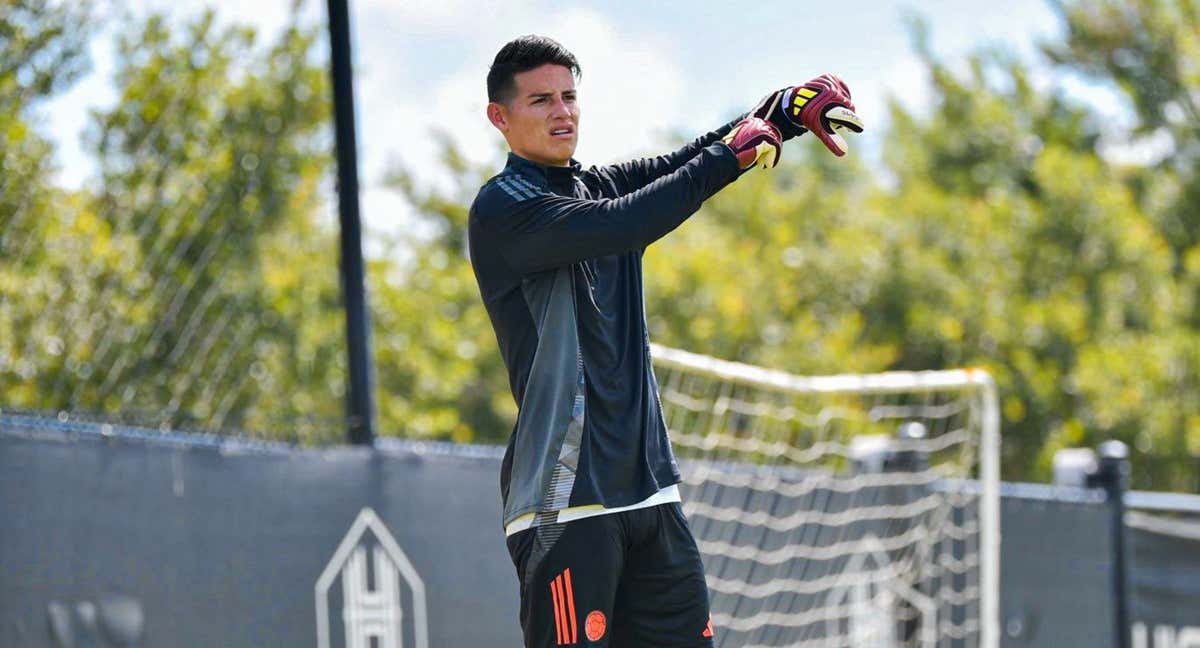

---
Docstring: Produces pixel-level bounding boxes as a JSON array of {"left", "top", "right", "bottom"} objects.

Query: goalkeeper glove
[
  {"left": 721, "top": 117, "right": 783, "bottom": 170},
  {"left": 751, "top": 73, "right": 864, "bottom": 156}
]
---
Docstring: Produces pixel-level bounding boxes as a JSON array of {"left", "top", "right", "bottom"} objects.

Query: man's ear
[{"left": 487, "top": 102, "right": 508, "bottom": 132}]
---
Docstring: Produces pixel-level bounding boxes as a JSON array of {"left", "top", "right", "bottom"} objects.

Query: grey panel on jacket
[{"left": 504, "top": 267, "right": 587, "bottom": 523}]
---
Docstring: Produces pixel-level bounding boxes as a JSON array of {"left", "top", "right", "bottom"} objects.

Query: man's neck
[{"left": 510, "top": 149, "right": 570, "bottom": 168}]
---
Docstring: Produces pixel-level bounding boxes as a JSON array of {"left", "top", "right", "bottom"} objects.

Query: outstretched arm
[
  {"left": 476, "top": 142, "right": 742, "bottom": 275},
  {"left": 584, "top": 73, "right": 863, "bottom": 198},
  {"left": 476, "top": 118, "right": 782, "bottom": 275},
  {"left": 585, "top": 115, "right": 747, "bottom": 197}
]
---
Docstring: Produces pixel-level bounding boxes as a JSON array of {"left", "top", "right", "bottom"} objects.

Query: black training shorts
[{"left": 506, "top": 502, "right": 715, "bottom": 648}]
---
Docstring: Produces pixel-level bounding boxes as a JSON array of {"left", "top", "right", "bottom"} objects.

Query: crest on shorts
[{"left": 585, "top": 610, "right": 607, "bottom": 642}]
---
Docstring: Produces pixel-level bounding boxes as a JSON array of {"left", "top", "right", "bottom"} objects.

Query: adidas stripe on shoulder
[{"left": 491, "top": 174, "right": 545, "bottom": 203}]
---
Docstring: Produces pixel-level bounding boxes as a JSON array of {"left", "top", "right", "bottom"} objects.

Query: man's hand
[
  {"left": 721, "top": 117, "right": 783, "bottom": 170},
  {"left": 751, "top": 73, "right": 864, "bottom": 156}
]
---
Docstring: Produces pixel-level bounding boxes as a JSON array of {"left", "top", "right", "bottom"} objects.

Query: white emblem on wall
[
  {"left": 316, "top": 508, "right": 429, "bottom": 648},
  {"left": 825, "top": 534, "right": 937, "bottom": 648}
]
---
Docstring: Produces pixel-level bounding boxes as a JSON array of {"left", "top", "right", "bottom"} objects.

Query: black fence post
[
  {"left": 1092, "top": 441, "right": 1132, "bottom": 648},
  {"left": 326, "top": 0, "right": 375, "bottom": 445}
]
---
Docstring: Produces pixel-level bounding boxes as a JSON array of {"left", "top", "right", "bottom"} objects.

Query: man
[{"left": 468, "top": 35, "right": 861, "bottom": 648}]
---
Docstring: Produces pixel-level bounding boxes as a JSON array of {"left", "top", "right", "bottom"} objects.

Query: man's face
[{"left": 488, "top": 63, "right": 579, "bottom": 166}]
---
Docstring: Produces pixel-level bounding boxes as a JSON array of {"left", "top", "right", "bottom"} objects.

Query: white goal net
[{"left": 651, "top": 344, "right": 999, "bottom": 648}]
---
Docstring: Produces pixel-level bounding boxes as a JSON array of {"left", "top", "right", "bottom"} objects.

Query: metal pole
[
  {"left": 978, "top": 375, "right": 1001, "bottom": 648},
  {"left": 327, "top": 0, "right": 375, "bottom": 445},
  {"left": 1096, "top": 441, "right": 1132, "bottom": 648}
]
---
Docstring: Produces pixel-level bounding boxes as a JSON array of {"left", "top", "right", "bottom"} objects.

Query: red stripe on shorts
[
  {"left": 550, "top": 576, "right": 564, "bottom": 644},
  {"left": 563, "top": 568, "right": 578, "bottom": 644}
]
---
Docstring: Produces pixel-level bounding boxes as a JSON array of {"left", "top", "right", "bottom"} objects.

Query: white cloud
[
  {"left": 1100, "top": 129, "right": 1175, "bottom": 168},
  {"left": 539, "top": 7, "right": 687, "bottom": 164},
  {"left": 355, "top": 0, "right": 538, "bottom": 34},
  {"left": 1059, "top": 75, "right": 1132, "bottom": 127},
  {"left": 39, "top": 37, "right": 115, "bottom": 190},
  {"left": 855, "top": 53, "right": 929, "bottom": 124}
]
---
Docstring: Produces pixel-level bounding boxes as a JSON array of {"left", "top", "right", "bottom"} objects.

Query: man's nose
[{"left": 550, "top": 96, "right": 571, "bottom": 118}]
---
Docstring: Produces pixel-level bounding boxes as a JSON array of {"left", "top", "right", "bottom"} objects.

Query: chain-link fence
[{"left": 1, "top": 1, "right": 353, "bottom": 443}]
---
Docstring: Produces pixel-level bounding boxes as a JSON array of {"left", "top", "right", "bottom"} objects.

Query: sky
[{"left": 39, "top": 0, "right": 1080, "bottom": 244}]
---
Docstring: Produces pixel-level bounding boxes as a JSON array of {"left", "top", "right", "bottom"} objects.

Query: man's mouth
[{"left": 550, "top": 126, "right": 574, "bottom": 138}]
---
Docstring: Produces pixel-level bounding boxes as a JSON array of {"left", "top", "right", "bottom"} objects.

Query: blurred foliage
[
  {"left": 0, "top": 0, "right": 94, "bottom": 108},
  {"left": 369, "top": 135, "right": 517, "bottom": 443},
  {"left": 1, "top": 1, "right": 1197, "bottom": 490},
  {"left": 2, "top": 5, "right": 346, "bottom": 442},
  {"left": 1, "top": 0, "right": 95, "bottom": 418},
  {"left": 0, "top": 0, "right": 93, "bottom": 273},
  {"left": 1041, "top": 0, "right": 1200, "bottom": 487},
  {"left": 83, "top": 9, "right": 342, "bottom": 439}
]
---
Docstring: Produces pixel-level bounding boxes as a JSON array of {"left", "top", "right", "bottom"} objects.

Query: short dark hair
[{"left": 487, "top": 35, "right": 580, "bottom": 104}]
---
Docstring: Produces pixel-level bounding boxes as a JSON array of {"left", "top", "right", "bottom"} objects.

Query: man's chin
[
  {"left": 547, "top": 146, "right": 577, "bottom": 167},
  {"left": 553, "top": 140, "right": 576, "bottom": 154}
]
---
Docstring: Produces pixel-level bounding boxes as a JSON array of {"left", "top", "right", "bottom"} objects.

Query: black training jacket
[{"left": 468, "top": 117, "right": 743, "bottom": 528}]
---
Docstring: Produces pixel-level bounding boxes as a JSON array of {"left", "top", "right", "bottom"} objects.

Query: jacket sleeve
[
  {"left": 587, "top": 114, "right": 746, "bottom": 196},
  {"left": 474, "top": 142, "right": 740, "bottom": 275}
]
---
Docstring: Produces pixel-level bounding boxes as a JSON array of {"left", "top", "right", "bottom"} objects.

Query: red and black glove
[
  {"left": 721, "top": 117, "right": 783, "bottom": 170},
  {"left": 751, "top": 73, "right": 864, "bottom": 156}
]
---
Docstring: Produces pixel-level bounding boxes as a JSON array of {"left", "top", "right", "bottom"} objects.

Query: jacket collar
[{"left": 506, "top": 152, "right": 581, "bottom": 189}]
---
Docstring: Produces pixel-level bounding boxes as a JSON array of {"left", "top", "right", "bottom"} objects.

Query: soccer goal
[{"left": 650, "top": 344, "right": 1000, "bottom": 648}]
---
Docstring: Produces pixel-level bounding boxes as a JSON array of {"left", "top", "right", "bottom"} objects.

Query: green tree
[
  {"left": 0, "top": 0, "right": 95, "bottom": 413},
  {"left": 373, "top": 136, "right": 516, "bottom": 443},
  {"left": 86, "top": 9, "right": 343, "bottom": 439},
  {"left": 0, "top": 0, "right": 93, "bottom": 109},
  {"left": 1046, "top": 0, "right": 1199, "bottom": 263},
  {"left": 5, "top": 6, "right": 348, "bottom": 442},
  {"left": 880, "top": 45, "right": 1180, "bottom": 485},
  {"left": 1044, "top": 0, "right": 1200, "bottom": 487}
]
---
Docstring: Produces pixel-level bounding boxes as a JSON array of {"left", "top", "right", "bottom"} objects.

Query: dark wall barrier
[
  {"left": 3, "top": 416, "right": 1199, "bottom": 647},
  {"left": 1127, "top": 512, "right": 1200, "bottom": 648},
  {"left": 995, "top": 484, "right": 1200, "bottom": 648},
  {"left": 0, "top": 415, "right": 520, "bottom": 647},
  {"left": 998, "top": 484, "right": 1115, "bottom": 647}
]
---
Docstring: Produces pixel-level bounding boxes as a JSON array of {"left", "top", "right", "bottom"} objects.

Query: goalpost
[{"left": 650, "top": 344, "right": 1000, "bottom": 648}]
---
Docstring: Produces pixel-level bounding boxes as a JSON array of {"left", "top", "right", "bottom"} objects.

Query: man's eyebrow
[{"left": 525, "top": 90, "right": 575, "bottom": 99}]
